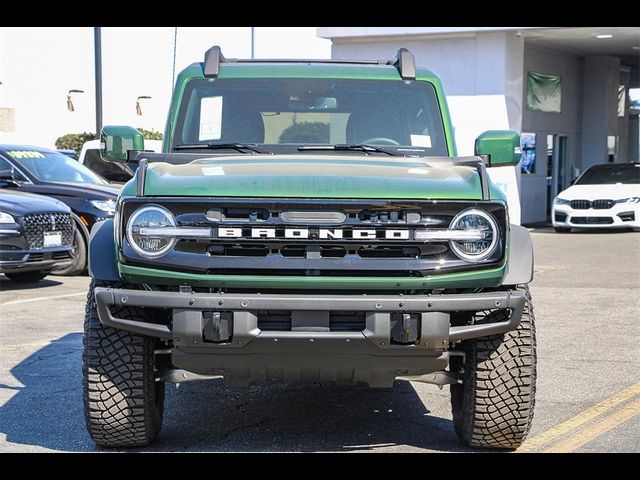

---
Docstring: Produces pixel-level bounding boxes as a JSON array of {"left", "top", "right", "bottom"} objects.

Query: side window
[{"left": 0, "top": 156, "right": 27, "bottom": 181}]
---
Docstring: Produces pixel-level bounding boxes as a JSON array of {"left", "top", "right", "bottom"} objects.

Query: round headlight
[
  {"left": 449, "top": 209, "right": 499, "bottom": 262},
  {"left": 126, "top": 205, "right": 176, "bottom": 258}
]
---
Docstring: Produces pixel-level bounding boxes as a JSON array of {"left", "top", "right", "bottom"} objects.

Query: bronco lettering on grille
[{"left": 217, "top": 227, "right": 410, "bottom": 240}]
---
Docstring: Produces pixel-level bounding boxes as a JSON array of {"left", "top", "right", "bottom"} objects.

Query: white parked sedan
[{"left": 552, "top": 162, "right": 640, "bottom": 232}]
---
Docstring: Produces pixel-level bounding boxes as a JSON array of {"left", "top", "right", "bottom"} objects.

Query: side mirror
[
  {"left": 101, "top": 126, "right": 145, "bottom": 162},
  {"left": 474, "top": 130, "right": 521, "bottom": 167},
  {"left": 0, "top": 169, "right": 16, "bottom": 183}
]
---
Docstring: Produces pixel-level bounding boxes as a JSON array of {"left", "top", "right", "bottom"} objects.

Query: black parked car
[
  {"left": 0, "top": 145, "right": 121, "bottom": 275},
  {"left": 0, "top": 189, "right": 75, "bottom": 282}
]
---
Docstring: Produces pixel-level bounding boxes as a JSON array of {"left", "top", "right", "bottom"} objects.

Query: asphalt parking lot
[{"left": 0, "top": 228, "right": 638, "bottom": 452}]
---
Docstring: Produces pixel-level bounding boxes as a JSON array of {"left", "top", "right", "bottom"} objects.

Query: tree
[
  {"left": 137, "top": 128, "right": 163, "bottom": 140},
  {"left": 55, "top": 132, "right": 96, "bottom": 156}
]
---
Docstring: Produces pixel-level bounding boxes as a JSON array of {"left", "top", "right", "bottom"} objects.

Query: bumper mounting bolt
[
  {"left": 495, "top": 301, "right": 501, "bottom": 307},
  {"left": 375, "top": 301, "right": 382, "bottom": 309},
  {"left": 189, "top": 298, "right": 195, "bottom": 306},
  {"left": 219, "top": 299, "right": 224, "bottom": 305},
  {"left": 121, "top": 295, "right": 128, "bottom": 304},
  {"left": 399, "top": 302, "right": 405, "bottom": 307},
  {"left": 427, "top": 301, "right": 433, "bottom": 307},
  {"left": 241, "top": 300, "right": 248, "bottom": 308}
]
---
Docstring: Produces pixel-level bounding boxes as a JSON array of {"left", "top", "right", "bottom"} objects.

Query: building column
[{"left": 580, "top": 55, "right": 621, "bottom": 168}]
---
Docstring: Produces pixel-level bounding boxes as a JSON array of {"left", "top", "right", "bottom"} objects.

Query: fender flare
[
  {"left": 88, "top": 219, "right": 120, "bottom": 282},
  {"left": 70, "top": 212, "right": 90, "bottom": 242},
  {"left": 503, "top": 224, "right": 534, "bottom": 285}
]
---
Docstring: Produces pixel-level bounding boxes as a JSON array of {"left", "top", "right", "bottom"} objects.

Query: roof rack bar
[
  {"left": 391, "top": 48, "right": 416, "bottom": 80},
  {"left": 201, "top": 45, "right": 418, "bottom": 79},
  {"left": 232, "top": 58, "right": 386, "bottom": 65},
  {"left": 203, "top": 46, "right": 225, "bottom": 78}
]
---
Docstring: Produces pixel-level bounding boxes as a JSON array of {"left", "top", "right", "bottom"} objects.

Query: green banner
[{"left": 526, "top": 71, "right": 562, "bottom": 113}]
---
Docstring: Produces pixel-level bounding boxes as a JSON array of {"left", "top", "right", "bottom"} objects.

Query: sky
[{"left": 0, "top": 27, "right": 331, "bottom": 147}]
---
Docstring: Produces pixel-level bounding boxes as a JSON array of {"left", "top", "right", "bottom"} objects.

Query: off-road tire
[
  {"left": 450, "top": 285, "right": 536, "bottom": 449},
  {"left": 83, "top": 279, "right": 165, "bottom": 447},
  {"left": 4, "top": 270, "right": 48, "bottom": 282},
  {"left": 554, "top": 227, "right": 571, "bottom": 233},
  {"left": 52, "top": 227, "right": 86, "bottom": 276}
]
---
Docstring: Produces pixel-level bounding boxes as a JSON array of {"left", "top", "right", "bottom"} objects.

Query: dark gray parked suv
[{"left": 0, "top": 189, "right": 75, "bottom": 282}]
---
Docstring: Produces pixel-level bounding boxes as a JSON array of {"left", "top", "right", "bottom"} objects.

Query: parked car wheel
[{"left": 51, "top": 227, "right": 86, "bottom": 275}]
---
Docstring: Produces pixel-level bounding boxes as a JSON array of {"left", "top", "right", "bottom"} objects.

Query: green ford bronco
[{"left": 83, "top": 46, "right": 536, "bottom": 449}]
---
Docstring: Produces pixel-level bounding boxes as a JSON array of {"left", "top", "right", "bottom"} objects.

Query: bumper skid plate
[{"left": 94, "top": 287, "right": 525, "bottom": 387}]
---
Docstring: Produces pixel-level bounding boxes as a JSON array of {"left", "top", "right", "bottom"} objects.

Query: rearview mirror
[
  {"left": 474, "top": 130, "right": 521, "bottom": 167},
  {"left": 101, "top": 126, "right": 145, "bottom": 162}
]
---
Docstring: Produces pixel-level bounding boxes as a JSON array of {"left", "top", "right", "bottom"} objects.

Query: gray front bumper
[
  {"left": 94, "top": 287, "right": 524, "bottom": 342},
  {"left": 94, "top": 288, "right": 524, "bottom": 387}
]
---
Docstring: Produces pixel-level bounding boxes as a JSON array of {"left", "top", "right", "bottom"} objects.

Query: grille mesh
[
  {"left": 23, "top": 213, "right": 74, "bottom": 249},
  {"left": 592, "top": 199, "right": 614, "bottom": 210},
  {"left": 570, "top": 200, "right": 590, "bottom": 209}
]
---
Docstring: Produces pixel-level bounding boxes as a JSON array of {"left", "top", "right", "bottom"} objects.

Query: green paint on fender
[{"left": 119, "top": 263, "right": 506, "bottom": 290}]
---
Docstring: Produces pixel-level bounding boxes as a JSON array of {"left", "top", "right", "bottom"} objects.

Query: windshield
[
  {"left": 173, "top": 78, "right": 448, "bottom": 156},
  {"left": 575, "top": 164, "right": 640, "bottom": 185},
  {"left": 5, "top": 150, "right": 108, "bottom": 184}
]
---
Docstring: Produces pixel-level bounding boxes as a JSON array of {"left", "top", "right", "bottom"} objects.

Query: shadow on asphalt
[
  {"left": 0, "top": 276, "right": 63, "bottom": 291},
  {"left": 0, "top": 333, "right": 472, "bottom": 452}
]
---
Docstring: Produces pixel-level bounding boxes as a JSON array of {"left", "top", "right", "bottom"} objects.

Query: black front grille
[
  {"left": 26, "top": 250, "right": 72, "bottom": 262},
  {"left": 570, "top": 200, "right": 591, "bottom": 209},
  {"left": 571, "top": 216, "right": 614, "bottom": 225},
  {"left": 23, "top": 213, "right": 74, "bottom": 249},
  {"left": 592, "top": 200, "right": 614, "bottom": 210},
  {"left": 257, "top": 311, "right": 366, "bottom": 332},
  {"left": 121, "top": 199, "right": 507, "bottom": 277}
]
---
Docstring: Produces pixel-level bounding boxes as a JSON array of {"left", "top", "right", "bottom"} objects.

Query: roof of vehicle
[
  {"left": 186, "top": 46, "right": 439, "bottom": 83},
  {"left": 173, "top": 46, "right": 442, "bottom": 86},
  {"left": 181, "top": 62, "right": 442, "bottom": 84}
]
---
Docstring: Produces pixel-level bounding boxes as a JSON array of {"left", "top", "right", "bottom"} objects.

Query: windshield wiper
[
  {"left": 174, "top": 143, "right": 269, "bottom": 154},
  {"left": 297, "top": 144, "right": 402, "bottom": 156}
]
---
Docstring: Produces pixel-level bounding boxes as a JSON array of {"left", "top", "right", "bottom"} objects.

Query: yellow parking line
[
  {"left": 517, "top": 382, "right": 640, "bottom": 452},
  {"left": 544, "top": 398, "right": 640, "bottom": 453}
]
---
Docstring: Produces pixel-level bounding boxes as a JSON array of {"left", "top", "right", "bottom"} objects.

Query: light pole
[
  {"left": 94, "top": 27, "right": 103, "bottom": 136},
  {"left": 66, "top": 89, "right": 85, "bottom": 112},
  {"left": 251, "top": 27, "right": 255, "bottom": 59},
  {"left": 136, "top": 96, "right": 152, "bottom": 116}
]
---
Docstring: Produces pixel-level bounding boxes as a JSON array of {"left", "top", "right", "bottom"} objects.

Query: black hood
[
  {"left": 37, "top": 181, "right": 121, "bottom": 200},
  {"left": 0, "top": 189, "right": 71, "bottom": 216}
]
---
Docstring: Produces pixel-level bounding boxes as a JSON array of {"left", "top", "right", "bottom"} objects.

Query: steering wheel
[{"left": 361, "top": 137, "right": 400, "bottom": 146}]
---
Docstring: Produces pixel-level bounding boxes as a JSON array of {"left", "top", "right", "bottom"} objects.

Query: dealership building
[{"left": 318, "top": 27, "right": 640, "bottom": 225}]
